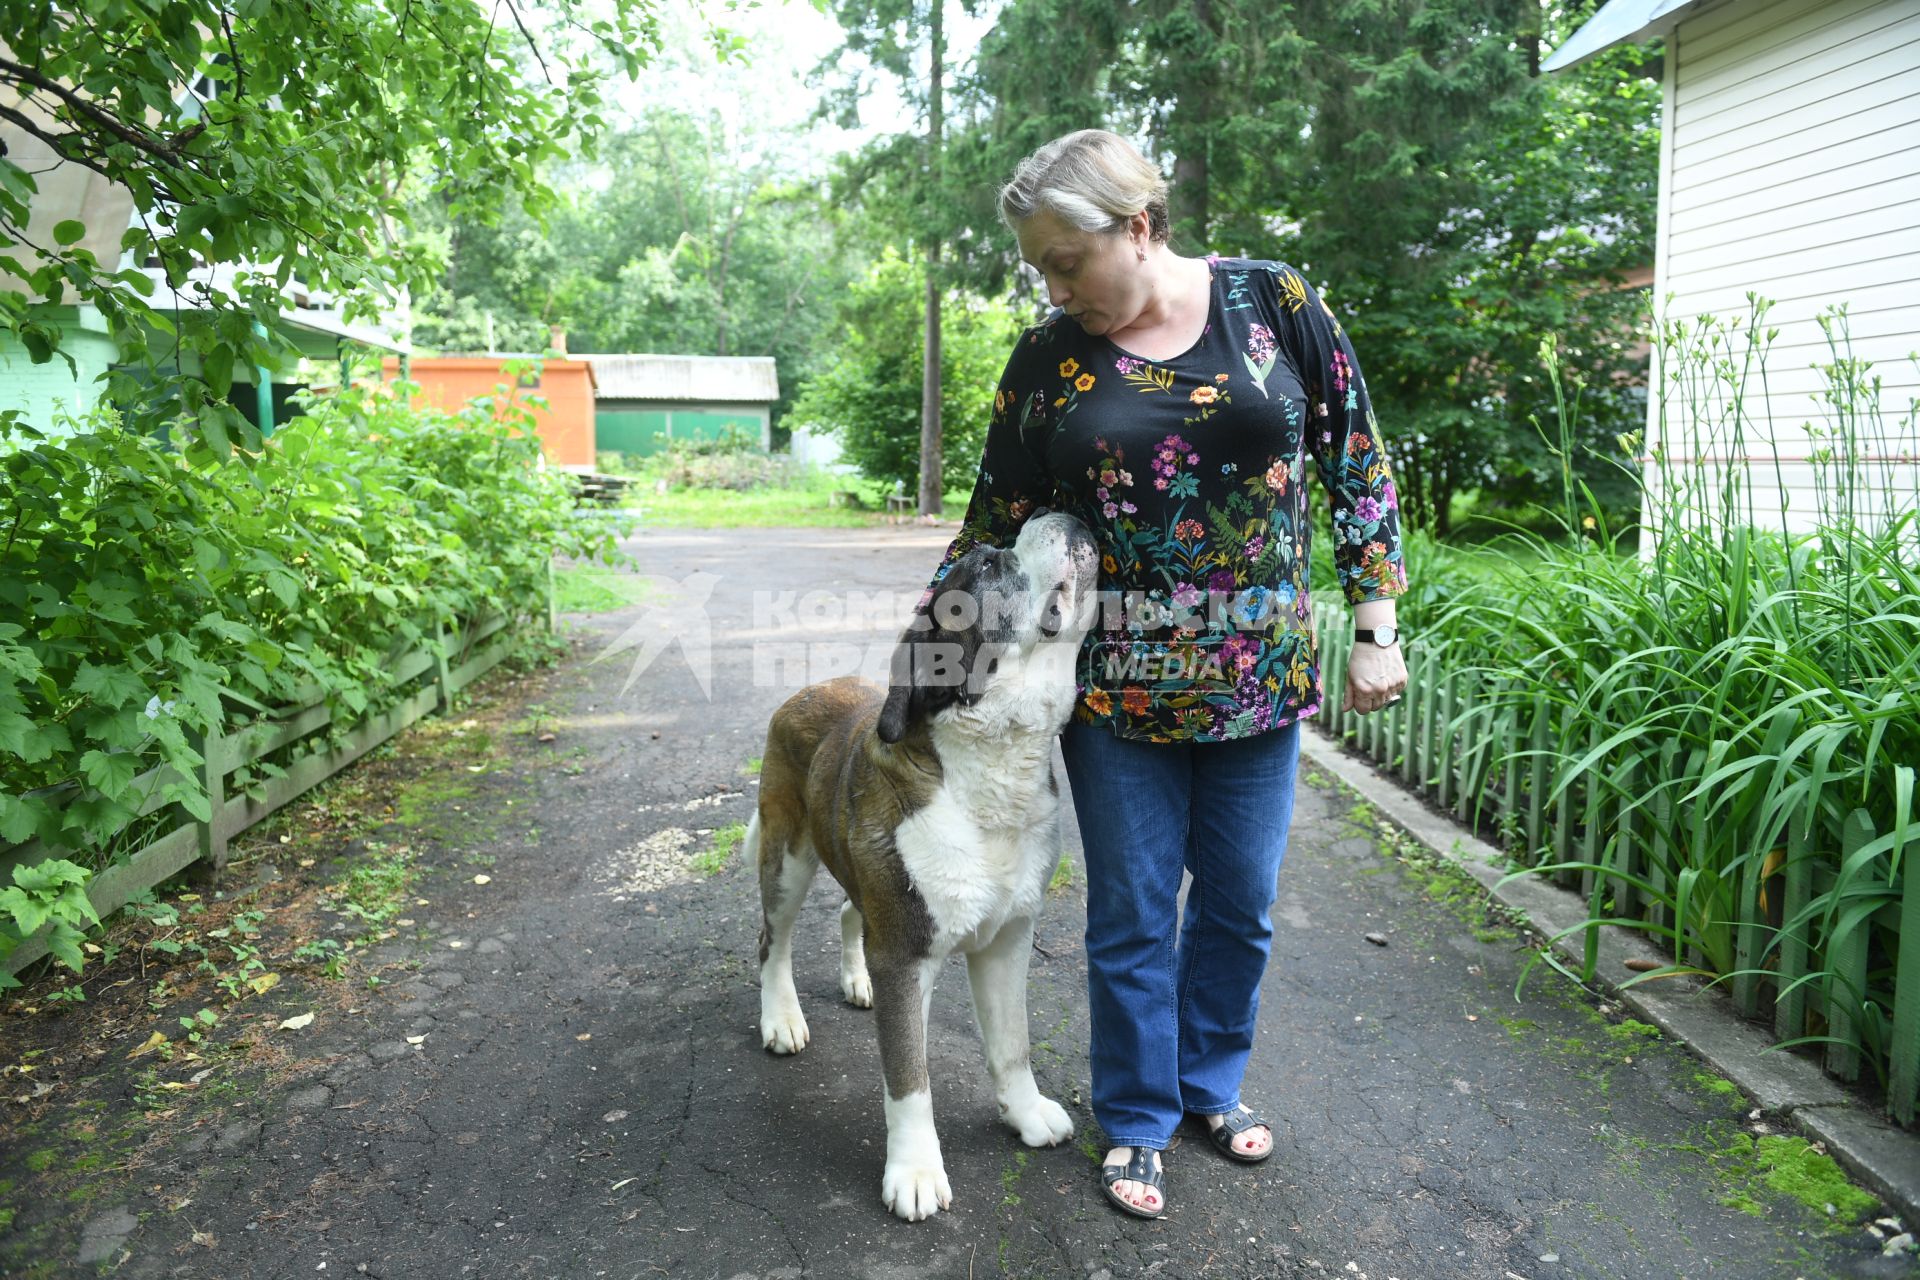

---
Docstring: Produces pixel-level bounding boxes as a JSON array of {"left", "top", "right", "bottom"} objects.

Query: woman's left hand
[{"left": 1345, "top": 643, "right": 1408, "bottom": 714}]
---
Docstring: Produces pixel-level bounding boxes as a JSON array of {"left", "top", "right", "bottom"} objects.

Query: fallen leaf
[
  {"left": 191, "top": 1231, "right": 216, "bottom": 1248},
  {"left": 610, "top": 1177, "right": 635, "bottom": 1191},
  {"left": 298, "top": 858, "right": 315, "bottom": 869},
  {"left": 246, "top": 973, "right": 280, "bottom": 996},
  {"left": 576, "top": 1033, "right": 592, "bottom": 1042},
  {"left": 406, "top": 1035, "right": 426, "bottom": 1045},
  {"left": 447, "top": 940, "right": 464, "bottom": 949},
  {"left": 397, "top": 918, "right": 415, "bottom": 927},
  {"left": 189, "top": 1067, "right": 218, "bottom": 1085},
  {"left": 160, "top": 1081, "right": 194, "bottom": 1091},
  {"left": 466, "top": 765, "right": 485, "bottom": 773},
  {"left": 129, "top": 1031, "right": 170, "bottom": 1059},
  {"left": 536, "top": 732, "right": 557, "bottom": 743},
  {"left": 473, "top": 875, "right": 491, "bottom": 886},
  {"left": 278, "top": 1012, "right": 316, "bottom": 1031},
  {"left": 602, "top": 1110, "right": 629, "bottom": 1123}
]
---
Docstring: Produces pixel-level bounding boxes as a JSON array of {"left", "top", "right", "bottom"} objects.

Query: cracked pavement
[{"left": 7, "top": 525, "right": 1915, "bottom": 1280}]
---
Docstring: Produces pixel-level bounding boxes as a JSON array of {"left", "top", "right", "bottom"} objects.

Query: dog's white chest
[{"left": 893, "top": 736, "right": 1060, "bottom": 946}]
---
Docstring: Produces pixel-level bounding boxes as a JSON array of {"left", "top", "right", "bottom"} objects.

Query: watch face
[{"left": 1375, "top": 625, "right": 1398, "bottom": 647}]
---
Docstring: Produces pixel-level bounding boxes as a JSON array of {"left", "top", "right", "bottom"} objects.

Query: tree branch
[
  {"left": 501, "top": 0, "right": 554, "bottom": 85},
  {"left": 0, "top": 57, "right": 206, "bottom": 169}
]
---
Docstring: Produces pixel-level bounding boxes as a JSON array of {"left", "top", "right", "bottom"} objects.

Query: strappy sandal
[
  {"left": 1099, "top": 1146, "right": 1167, "bottom": 1219},
  {"left": 1199, "top": 1106, "right": 1273, "bottom": 1164}
]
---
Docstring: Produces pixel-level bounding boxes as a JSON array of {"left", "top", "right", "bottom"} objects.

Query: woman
[{"left": 918, "top": 128, "right": 1409, "bottom": 1218}]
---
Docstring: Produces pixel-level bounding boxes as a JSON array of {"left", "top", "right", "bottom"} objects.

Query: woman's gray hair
[{"left": 997, "top": 129, "right": 1171, "bottom": 243}]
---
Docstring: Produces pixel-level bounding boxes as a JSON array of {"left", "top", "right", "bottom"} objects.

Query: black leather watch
[{"left": 1354, "top": 625, "right": 1399, "bottom": 648}]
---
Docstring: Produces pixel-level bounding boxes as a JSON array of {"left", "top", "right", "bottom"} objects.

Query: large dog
[{"left": 747, "top": 510, "right": 1099, "bottom": 1221}]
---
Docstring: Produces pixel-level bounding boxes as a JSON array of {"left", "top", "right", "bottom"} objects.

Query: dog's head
[{"left": 878, "top": 510, "right": 1099, "bottom": 744}]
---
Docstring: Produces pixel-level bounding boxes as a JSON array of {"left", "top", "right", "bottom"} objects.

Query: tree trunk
[
  {"left": 918, "top": 0, "right": 945, "bottom": 517},
  {"left": 1167, "top": 0, "right": 1215, "bottom": 248}
]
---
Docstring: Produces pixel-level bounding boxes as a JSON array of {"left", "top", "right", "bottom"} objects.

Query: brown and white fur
[{"left": 748, "top": 511, "right": 1099, "bottom": 1221}]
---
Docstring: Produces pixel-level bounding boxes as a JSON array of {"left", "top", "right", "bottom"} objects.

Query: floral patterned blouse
[{"left": 921, "top": 255, "right": 1408, "bottom": 744}]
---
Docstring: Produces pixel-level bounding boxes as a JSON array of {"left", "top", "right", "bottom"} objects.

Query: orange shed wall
[{"left": 379, "top": 358, "right": 597, "bottom": 469}]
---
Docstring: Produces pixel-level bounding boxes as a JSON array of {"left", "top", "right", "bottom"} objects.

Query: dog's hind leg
[
  {"left": 839, "top": 901, "right": 873, "bottom": 1008},
  {"left": 756, "top": 811, "right": 818, "bottom": 1055},
  {"left": 967, "top": 915, "right": 1074, "bottom": 1148}
]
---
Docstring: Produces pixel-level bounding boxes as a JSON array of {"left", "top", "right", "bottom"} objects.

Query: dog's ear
[
  {"left": 879, "top": 627, "right": 976, "bottom": 743},
  {"left": 878, "top": 677, "right": 916, "bottom": 744},
  {"left": 878, "top": 616, "right": 924, "bottom": 744}
]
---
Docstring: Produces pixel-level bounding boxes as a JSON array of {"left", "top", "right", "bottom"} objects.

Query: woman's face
[{"left": 1015, "top": 208, "right": 1150, "bottom": 337}]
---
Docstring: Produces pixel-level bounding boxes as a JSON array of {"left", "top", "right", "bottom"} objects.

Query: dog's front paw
[
  {"left": 760, "top": 1003, "right": 810, "bottom": 1055},
  {"left": 881, "top": 1162, "right": 952, "bottom": 1221},
  {"left": 1005, "top": 1095, "right": 1074, "bottom": 1147},
  {"left": 840, "top": 970, "right": 873, "bottom": 1008}
]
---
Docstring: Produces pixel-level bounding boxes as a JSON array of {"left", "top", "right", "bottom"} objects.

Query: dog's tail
[{"left": 742, "top": 809, "right": 762, "bottom": 870}]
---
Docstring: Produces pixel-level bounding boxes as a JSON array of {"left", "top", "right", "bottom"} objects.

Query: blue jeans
[{"left": 1059, "top": 716, "right": 1303, "bottom": 1151}]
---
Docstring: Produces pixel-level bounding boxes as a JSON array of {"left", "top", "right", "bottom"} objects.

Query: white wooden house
[{"left": 1547, "top": 0, "right": 1919, "bottom": 553}]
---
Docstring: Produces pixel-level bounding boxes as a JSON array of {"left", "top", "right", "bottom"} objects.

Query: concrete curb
[{"left": 1298, "top": 726, "right": 1920, "bottom": 1229}]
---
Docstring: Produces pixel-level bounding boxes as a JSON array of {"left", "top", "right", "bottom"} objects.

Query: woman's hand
[{"left": 1345, "top": 642, "right": 1407, "bottom": 714}]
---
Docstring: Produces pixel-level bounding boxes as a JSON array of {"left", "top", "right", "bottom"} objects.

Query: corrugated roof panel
[{"left": 583, "top": 354, "right": 780, "bottom": 403}]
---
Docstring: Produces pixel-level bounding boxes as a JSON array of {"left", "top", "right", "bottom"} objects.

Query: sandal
[
  {"left": 1099, "top": 1146, "right": 1167, "bottom": 1219},
  {"left": 1198, "top": 1106, "right": 1273, "bottom": 1164}
]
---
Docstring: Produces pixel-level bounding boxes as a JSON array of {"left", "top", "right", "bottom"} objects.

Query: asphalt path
[{"left": 28, "top": 524, "right": 1912, "bottom": 1280}]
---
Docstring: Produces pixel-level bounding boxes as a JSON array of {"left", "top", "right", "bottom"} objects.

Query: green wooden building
[
  {"left": 2, "top": 80, "right": 402, "bottom": 440},
  {"left": 583, "top": 354, "right": 780, "bottom": 458}
]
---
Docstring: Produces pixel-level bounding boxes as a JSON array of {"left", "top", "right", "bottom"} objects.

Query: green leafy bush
[
  {"left": 0, "top": 382, "right": 624, "bottom": 974},
  {"left": 787, "top": 246, "right": 1022, "bottom": 494}
]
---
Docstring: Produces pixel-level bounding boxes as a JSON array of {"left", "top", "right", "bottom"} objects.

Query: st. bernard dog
[{"left": 747, "top": 509, "right": 1099, "bottom": 1221}]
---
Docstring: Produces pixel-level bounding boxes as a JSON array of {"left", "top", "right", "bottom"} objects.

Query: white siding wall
[{"left": 1644, "top": 0, "right": 1920, "bottom": 553}]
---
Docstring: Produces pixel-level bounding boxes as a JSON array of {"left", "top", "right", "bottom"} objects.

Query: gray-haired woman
[{"left": 917, "top": 128, "right": 1411, "bottom": 1218}]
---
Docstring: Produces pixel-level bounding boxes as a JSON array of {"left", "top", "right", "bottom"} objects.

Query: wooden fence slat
[
  {"left": 1732, "top": 804, "right": 1768, "bottom": 1019},
  {"left": 1579, "top": 719, "right": 1604, "bottom": 904},
  {"left": 1402, "top": 650, "right": 1422, "bottom": 789},
  {"left": 1527, "top": 692, "right": 1549, "bottom": 864},
  {"left": 1823, "top": 810, "right": 1875, "bottom": 1083},
  {"left": 1891, "top": 820, "right": 1920, "bottom": 1126},
  {"left": 1617, "top": 753, "right": 1643, "bottom": 921},
  {"left": 0, "top": 825, "right": 203, "bottom": 973},
  {"left": 1649, "top": 739, "right": 1679, "bottom": 940},
  {"left": 193, "top": 723, "right": 227, "bottom": 884},
  {"left": 3, "top": 612, "right": 521, "bottom": 977},
  {"left": 1497, "top": 685, "right": 1521, "bottom": 850},
  {"left": 1553, "top": 702, "right": 1577, "bottom": 885},
  {"left": 1773, "top": 822, "right": 1814, "bottom": 1045}
]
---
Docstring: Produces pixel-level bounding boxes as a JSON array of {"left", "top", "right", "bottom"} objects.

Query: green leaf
[
  {"left": 71, "top": 661, "right": 148, "bottom": 710},
  {"left": 46, "top": 921, "right": 86, "bottom": 973},
  {"left": 80, "top": 748, "right": 138, "bottom": 796},
  {"left": 0, "top": 887, "right": 49, "bottom": 936},
  {"left": 53, "top": 219, "right": 85, "bottom": 246},
  {"left": 204, "top": 344, "right": 235, "bottom": 399}
]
